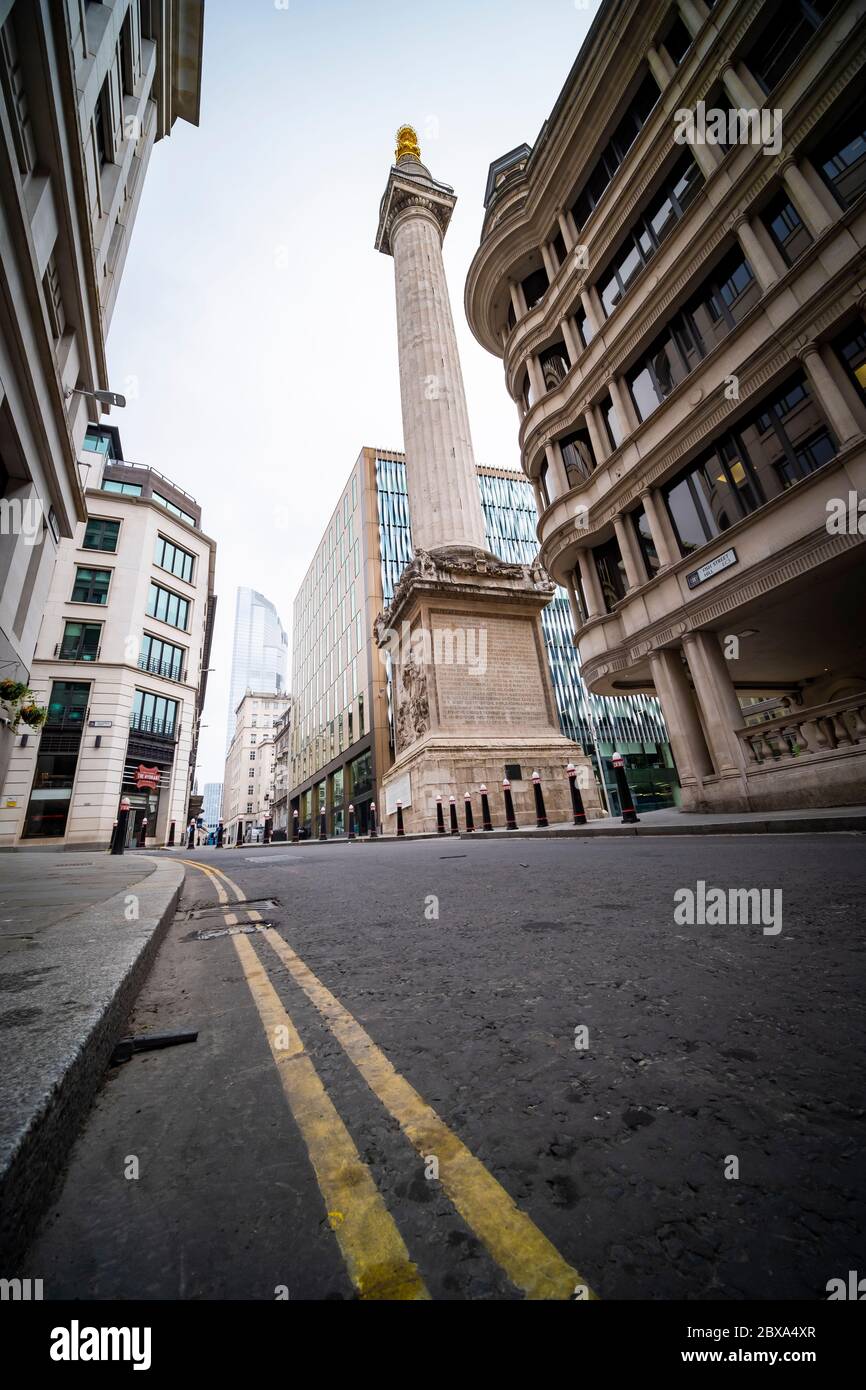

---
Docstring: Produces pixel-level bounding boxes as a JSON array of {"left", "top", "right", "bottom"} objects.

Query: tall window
[
  {"left": 813, "top": 104, "right": 866, "bottom": 210},
  {"left": 147, "top": 581, "right": 190, "bottom": 630},
  {"left": 139, "top": 633, "right": 185, "bottom": 680},
  {"left": 59, "top": 621, "right": 101, "bottom": 661},
  {"left": 743, "top": 0, "right": 836, "bottom": 94},
  {"left": 598, "top": 154, "right": 702, "bottom": 317},
  {"left": 72, "top": 566, "right": 111, "bottom": 604},
  {"left": 131, "top": 689, "right": 178, "bottom": 736},
  {"left": 832, "top": 322, "right": 866, "bottom": 403},
  {"left": 761, "top": 192, "right": 813, "bottom": 266},
  {"left": 154, "top": 535, "right": 194, "bottom": 582},
  {"left": 46, "top": 680, "right": 90, "bottom": 725},
  {"left": 570, "top": 71, "right": 659, "bottom": 228},
  {"left": 83, "top": 518, "right": 120, "bottom": 552},
  {"left": 662, "top": 371, "right": 837, "bottom": 554},
  {"left": 632, "top": 507, "right": 660, "bottom": 577},
  {"left": 593, "top": 536, "right": 627, "bottom": 612}
]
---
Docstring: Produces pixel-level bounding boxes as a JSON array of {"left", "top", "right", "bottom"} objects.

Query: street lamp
[{"left": 65, "top": 386, "right": 127, "bottom": 409}]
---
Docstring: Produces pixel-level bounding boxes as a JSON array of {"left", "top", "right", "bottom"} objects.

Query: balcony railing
[
  {"left": 739, "top": 693, "right": 866, "bottom": 765},
  {"left": 128, "top": 713, "right": 177, "bottom": 739},
  {"left": 137, "top": 654, "right": 186, "bottom": 682},
  {"left": 54, "top": 644, "right": 101, "bottom": 661}
]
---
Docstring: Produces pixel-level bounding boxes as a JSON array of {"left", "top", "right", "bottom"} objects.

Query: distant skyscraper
[
  {"left": 225, "top": 588, "right": 288, "bottom": 751},
  {"left": 202, "top": 782, "right": 223, "bottom": 831}
]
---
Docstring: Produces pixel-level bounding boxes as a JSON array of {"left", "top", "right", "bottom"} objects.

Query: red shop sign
[{"left": 134, "top": 765, "right": 161, "bottom": 790}]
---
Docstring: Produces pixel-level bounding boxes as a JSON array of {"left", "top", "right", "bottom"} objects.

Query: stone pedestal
[{"left": 375, "top": 544, "right": 602, "bottom": 832}]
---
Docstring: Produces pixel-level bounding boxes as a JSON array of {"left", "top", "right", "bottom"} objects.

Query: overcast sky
[{"left": 106, "top": 0, "right": 602, "bottom": 787}]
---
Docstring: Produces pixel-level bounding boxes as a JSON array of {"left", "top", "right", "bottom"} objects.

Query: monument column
[{"left": 373, "top": 126, "right": 602, "bottom": 833}]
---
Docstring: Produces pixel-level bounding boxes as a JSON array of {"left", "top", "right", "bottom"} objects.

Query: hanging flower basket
[
  {"left": 18, "top": 702, "right": 48, "bottom": 729},
  {"left": 0, "top": 679, "right": 28, "bottom": 705}
]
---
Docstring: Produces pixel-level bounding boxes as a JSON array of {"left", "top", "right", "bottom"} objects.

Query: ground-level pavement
[
  {"left": 0, "top": 853, "right": 184, "bottom": 1264},
  {"left": 16, "top": 834, "right": 866, "bottom": 1299}
]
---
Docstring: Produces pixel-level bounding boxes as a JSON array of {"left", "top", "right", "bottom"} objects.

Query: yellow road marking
[
  {"left": 180, "top": 860, "right": 429, "bottom": 1301},
  {"left": 191, "top": 858, "right": 598, "bottom": 1300}
]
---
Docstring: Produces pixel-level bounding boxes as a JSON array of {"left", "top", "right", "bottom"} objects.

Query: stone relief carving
[{"left": 395, "top": 639, "right": 429, "bottom": 750}]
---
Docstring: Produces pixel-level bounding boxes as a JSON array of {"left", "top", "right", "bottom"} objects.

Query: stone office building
[
  {"left": 465, "top": 0, "right": 866, "bottom": 812},
  {"left": 0, "top": 0, "right": 204, "bottom": 789},
  {"left": 0, "top": 426, "right": 216, "bottom": 846},
  {"left": 223, "top": 689, "right": 290, "bottom": 846}
]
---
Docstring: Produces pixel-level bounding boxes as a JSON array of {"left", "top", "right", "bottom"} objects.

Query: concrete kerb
[{"left": 0, "top": 856, "right": 184, "bottom": 1267}]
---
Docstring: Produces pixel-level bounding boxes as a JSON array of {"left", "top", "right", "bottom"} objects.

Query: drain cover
[{"left": 182, "top": 921, "right": 273, "bottom": 942}]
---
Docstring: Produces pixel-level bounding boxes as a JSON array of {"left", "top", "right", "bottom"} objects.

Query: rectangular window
[
  {"left": 152, "top": 491, "right": 196, "bottom": 526},
  {"left": 82, "top": 517, "right": 120, "bottom": 552},
  {"left": 569, "top": 70, "right": 659, "bottom": 228},
  {"left": 147, "top": 581, "right": 190, "bottom": 630},
  {"left": 632, "top": 507, "right": 660, "bottom": 576},
  {"left": 43, "top": 255, "right": 65, "bottom": 342},
  {"left": 131, "top": 689, "right": 179, "bottom": 736},
  {"left": 813, "top": 104, "right": 866, "bottom": 211},
  {"left": 600, "top": 394, "right": 623, "bottom": 450},
  {"left": 662, "top": 371, "right": 836, "bottom": 554},
  {"left": 560, "top": 428, "right": 596, "bottom": 484},
  {"left": 762, "top": 192, "right": 813, "bottom": 266},
  {"left": 744, "top": 0, "right": 836, "bottom": 95},
  {"left": 594, "top": 536, "right": 628, "bottom": 612},
  {"left": 59, "top": 621, "right": 101, "bottom": 661},
  {"left": 833, "top": 322, "right": 866, "bottom": 403},
  {"left": 139, "top": 633, "right": 185, "bottom": 681},
  {"left": 101, "top": 478, "right": 142, "bottom": 497},
  {"left": 154, "top": 535, "right": 194, "bottom": 583},
  {"left": 661, "top": 11, "right": 692, "bottom": 67},
  {"left": 72, "top": 566, "right": 111, "bottom": 605}
]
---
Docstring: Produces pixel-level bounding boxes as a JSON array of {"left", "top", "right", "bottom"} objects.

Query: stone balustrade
[{"left": 739, "top": 694, "right": 866, "bottom": 765}]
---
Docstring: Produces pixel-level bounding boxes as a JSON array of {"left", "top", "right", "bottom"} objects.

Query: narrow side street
[{"left": 21, "top": 835, "right": 866, "bottom": 1300}]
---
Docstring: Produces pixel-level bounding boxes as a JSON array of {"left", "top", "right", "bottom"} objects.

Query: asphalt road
[{"left": 22, "top": 833, "right": 866, "bottom": 1300}]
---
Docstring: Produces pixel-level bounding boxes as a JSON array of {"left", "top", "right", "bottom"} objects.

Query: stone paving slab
[{"left": 0, "top": 853, "right": 184, "bottom": 1264}]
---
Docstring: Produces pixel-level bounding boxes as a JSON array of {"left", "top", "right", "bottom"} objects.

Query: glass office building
[
  {"left": 225, "top": 587, "right": 289, "bottom": 753},
  {"left": 375, "top": 456, "right": 677, "bottom": 812}
]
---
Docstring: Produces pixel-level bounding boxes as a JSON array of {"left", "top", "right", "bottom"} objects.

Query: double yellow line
[{"left": 180, "top": 857, "right": 597, "bottom": 1301}]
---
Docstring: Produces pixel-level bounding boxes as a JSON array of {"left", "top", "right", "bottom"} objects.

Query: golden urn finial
[{"left": 395, "top": 124, "right": 421, "bottom": 162}]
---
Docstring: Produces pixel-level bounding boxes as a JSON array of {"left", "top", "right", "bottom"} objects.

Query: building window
[
  {"left": 0, "top": 10, "right": 38, "bottom": 178},
  {"left": 94, "top": 76, "right": 112, "bottom": 166},
  {"left": 832, "top": 322, "right": 866, "bottom": 403},
  {"left": 59, "top": 621, "right": 101, "bottom": 662},
  {"left": 662, "top": 371, "right": 837, "bottom": 555},
  {"left": 82, "top": 518, "right": 120, "bottom": 552},
  {"left": 597, "top": 154, "right": 702, "bottom": 318},
  {"left": 46, "top": 680, "right": 90, "bottom": 726},
  {"left": 250, "top": 751, "right": 256, "bottom": 760},
  {"left": 101, "top": 478, "right": 142, "bottom": 496},
  {"left": 154, "top": 536, "right": 194, "bottom": 583},
  {"left": 147, "top": 581, "right": 190, "bottom": 630},
  {"left": 632, "top": 507, "right": 661, "bottom": 576},
  {"left": 660, "top": 10, "right": 693, "bottom": 67},
  {"left": 593, "top": 536, "right": 627, "bottom": 612},
  {"left": 131, "top": 689, "right": 178, "bottom": 737},
  {"left": 600, "top": 393, "right": 623, "bottom": 450},
  {"left": 139, "top": 633, "right": 185, "bottom": 681},
  {"left": 152, "top": 491, "right": 196, "bottom": 526},
  {"left": 570, "top": 70, "right": 659, "bottom": 229},
  {"left": 627, "top": 248, "right": 757, "bottom": 422},
  {"left": 43, "top": 255, "right": 65, "bottom": 342},
  {"left": 72, "top": 565, "right": 111, "bottom": 604},
  {"left": 743, "top": 0, "right": 837, "bottom": 95},
  {"left": 247, "top": 804, "right": 254, "bottom": 815},
  {"left": 248, "top": 785, "right": 254, "bottom": 796},
  {"left": 539, "top": 341, "right": 570, "bottom": 391},
  {"left": 813, "top": 104, "right": 866, "bottom": 211},
  {"left": 761, "top": 192, "right": 813, "bottom": 265},
  {"left": 521, "top": 267, "right": 549, "bottom": 310},
  {"left": 560, "top": 429, "right": 596, "bottom": 484}
]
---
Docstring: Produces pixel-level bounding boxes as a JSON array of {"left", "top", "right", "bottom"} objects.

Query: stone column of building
[
  {"left": 614, "top": 515, "right": 646, "bottom": 590},
  {"left": 639, "top": 488, "right": 678, "bottom": 569},
  {"left": 798, "top": 342, "right": 862, "bottom": 443},
  {"left": 649, "top": 648, "right": 713, "bottom": 786},
  {"left": 681, "top": 631, "right": 748, "bottom": 777},
  {"left": 374, "top": 126, "right": 601, "bottom": 832}
]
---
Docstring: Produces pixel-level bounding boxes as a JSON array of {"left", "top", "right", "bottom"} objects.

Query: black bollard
[
  {"left": 108, "top": 820, "right": 117, "bottom": 853},
  {"left": 612, "top": 751, "right": 639, "bottom": 824},
  {"left": 369, "top": 802, "right": 378, "bottom": 839},
  {"left": 565, "top": 762, "right": 587, "bottom": 825},
  {"left": 502, "top": 778, "right": 518, "bottom": 830},
  {"left": 264, "top": 817, "right": 272, "bottom": 845},
  {"left": 319, "top": 806, "right": 327, "bottom": 841},
  {"left": 531, "top": 770, "right": 549, "bottom": 828},
  {"left": 292, "top": 810, "right": 299, "bottom": 843},
  {"left": 435, "top": 795, "right": 446, "bottom": 834},
  {"left": 168, "top": 820, "right": 175, "bottom": 847},
  {"left": 449, "top": 796, "right": 459, "bottom": 835},
  {"left": 139, "top": 817, "right": 149, "bottom": 849},
  {"left": 396, "top": 800, "right": 405, "bottom": 837},
  {"left": 348, "top": 803, "right": 356, "bottom": 840},
  {"left": 464, "top": 792, "right": 475, "bottom": 832},
  {"left": 479, "top": 784, "right": 493, "bottom": 831},
  {"left": 217, "top": 820, "right": 225, "bottom": 848},
  {"left": 112, "top": 798, "right": 131, "bottom": 855}
]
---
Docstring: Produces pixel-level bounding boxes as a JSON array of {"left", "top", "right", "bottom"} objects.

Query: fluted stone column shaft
[{"left": 390, "top": 206, "right": 488, "bottom": 551}]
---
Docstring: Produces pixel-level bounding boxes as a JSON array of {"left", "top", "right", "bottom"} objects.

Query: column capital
[{"left": 795, "top": 339, "right": 820, "bottom": 363}]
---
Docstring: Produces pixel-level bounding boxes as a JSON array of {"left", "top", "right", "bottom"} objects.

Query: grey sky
[{"left": 106, "top": 0, "right": 601, "bottom": 786}]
